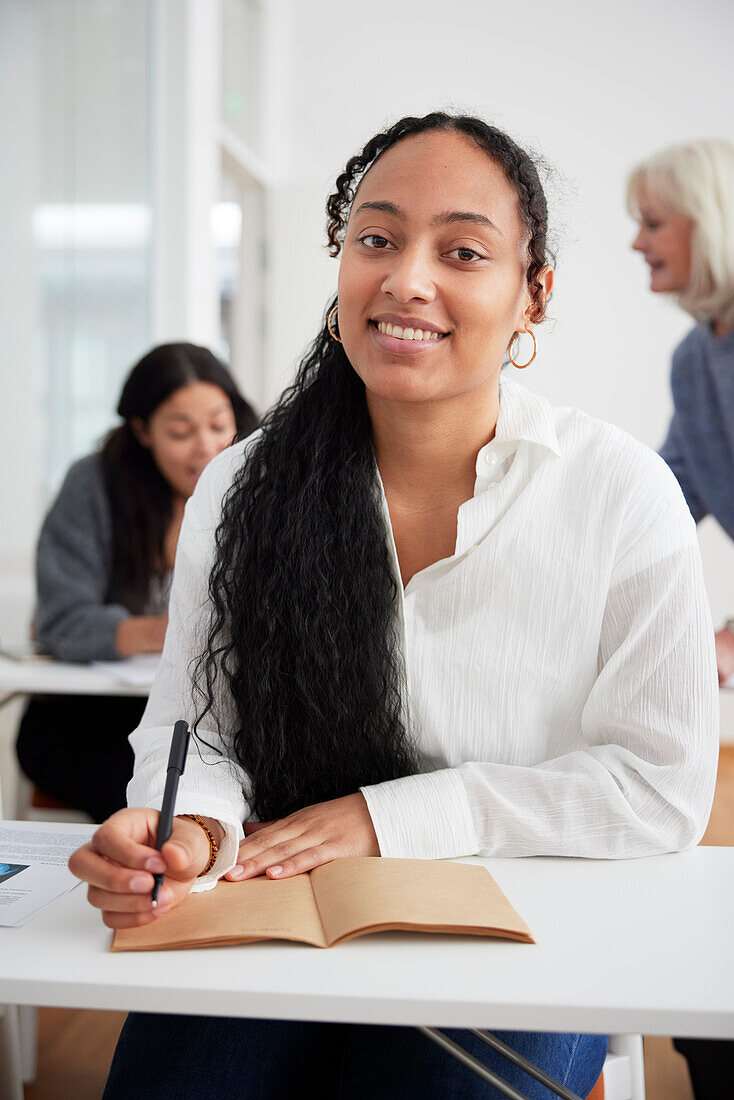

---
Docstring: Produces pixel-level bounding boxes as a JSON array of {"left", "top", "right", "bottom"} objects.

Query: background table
[
  {"left": 1, "top": 832, "right": 732, "bottom": 1041},
  {"left": 0, "top": 656, "right": 150, "bottom": 701},
  {"left": 0, "top": 655, "right": 151, "bottom": 822}
]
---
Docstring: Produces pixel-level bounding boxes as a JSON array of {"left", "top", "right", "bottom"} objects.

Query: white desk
[
  {"left": 1, "top": 831, "right": 732, "bottom": 1041},
  {"left": 0, "top": 656, "right": 149, "bottom": 700}
]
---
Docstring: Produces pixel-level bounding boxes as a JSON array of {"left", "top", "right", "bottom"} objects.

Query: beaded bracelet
[{"left": 178, "top": 813, "right": 219, "bottom": 876}]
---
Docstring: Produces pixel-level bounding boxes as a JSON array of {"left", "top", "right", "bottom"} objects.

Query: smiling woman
[{"left": 69, "top": 113, "right": 717, "bottom": 1099}]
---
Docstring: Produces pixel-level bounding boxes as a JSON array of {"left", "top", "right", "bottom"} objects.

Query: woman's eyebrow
[
  {"left": 353, "top": 200, "right": 502, "bottom": 235},
  {"left": 433, "top": 210, "right": 503, "bottom": 235},
  {"left": 354, "top": 200, "right": 402, "bottom": 218}
]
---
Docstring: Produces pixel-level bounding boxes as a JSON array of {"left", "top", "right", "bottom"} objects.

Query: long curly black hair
[{"left": 195, "top": 112, "right": 552, "bottom": 822}]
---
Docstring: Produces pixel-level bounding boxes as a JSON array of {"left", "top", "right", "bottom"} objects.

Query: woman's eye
[
  {"left": 447, "top": 247, "right": 484, "bottom": 263},
  {"left": 359, "top": 234, "right": 393, "bottom": 250}
]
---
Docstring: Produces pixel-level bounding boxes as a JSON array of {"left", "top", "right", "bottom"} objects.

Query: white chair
[
  {"left": 0, "top": 779, "right": 30, "bottom": 1097},
  {"left": 0, "top": 1003, "right": 24, "bottom": 1100},
  {"left": 602, "top": 1033, "right": 646, "bottom": 1099}
]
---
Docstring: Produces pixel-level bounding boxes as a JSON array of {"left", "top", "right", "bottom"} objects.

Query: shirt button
[{"left": 483, "top": 451, "right": 498, "bottom": 467}]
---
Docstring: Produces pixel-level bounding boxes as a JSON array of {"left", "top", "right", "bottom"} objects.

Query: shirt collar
[{"left": 492, "top": 378, "right": 561, "bottom": 457}]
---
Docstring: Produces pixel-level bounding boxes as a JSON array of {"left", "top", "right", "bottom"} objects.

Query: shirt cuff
[
  {"left": 140, "top": 792, "right": 244, "bottom": 893},
  {"left": 360, "top": 768, "right": 478, "bottom": 860}
]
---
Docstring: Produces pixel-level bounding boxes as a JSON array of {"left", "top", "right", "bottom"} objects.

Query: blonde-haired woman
[
  {"left": 629, "top": 137, "right": 734, "bottom": 1098},
  {"left": 629, "top": 139, "right": 734, "bottom": 688}
]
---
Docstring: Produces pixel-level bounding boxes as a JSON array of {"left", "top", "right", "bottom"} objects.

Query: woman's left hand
[{"left": 225, "top": 792, "right": 380, "bottom": 881}]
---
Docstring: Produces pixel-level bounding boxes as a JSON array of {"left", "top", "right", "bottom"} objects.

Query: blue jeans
[{"left": 103, "top": 1013, "right": 607, "bottom": 1099}]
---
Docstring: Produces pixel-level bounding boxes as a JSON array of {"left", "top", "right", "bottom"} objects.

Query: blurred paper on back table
[{"left": 92, "top": 654, "right": 161, "bottom": 687}]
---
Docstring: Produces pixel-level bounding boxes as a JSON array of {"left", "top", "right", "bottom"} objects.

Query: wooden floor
[
  {"left": 23, "top": 747, "right": 734, "bottom": 1100},
  {"left": 23, "top": 1008, "right": 125, "bottom": 1100}
]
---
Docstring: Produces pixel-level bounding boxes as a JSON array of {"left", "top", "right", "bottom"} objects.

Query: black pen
[{"left": 151, "top": 719, "right": 191, "bottom": 908}]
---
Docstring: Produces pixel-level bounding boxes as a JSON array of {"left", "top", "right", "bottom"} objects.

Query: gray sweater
[{"left": 34, "top": 454, "right": 168, "bottom": 662}]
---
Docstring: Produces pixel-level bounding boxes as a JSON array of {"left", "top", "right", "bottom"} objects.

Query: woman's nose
[
  {"left": 381, "top": 249, "right": 436, "bottom": 303},
  {"left": 194, "top": 433, "right": 220, "bottom": 460},
  {"left": 632, "top": 228, "right": 645, "bottom": 252}
]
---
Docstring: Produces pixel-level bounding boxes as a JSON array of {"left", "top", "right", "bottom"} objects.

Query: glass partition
[{"left": 33, "top": 0, "right": 152, "bottom": 493}]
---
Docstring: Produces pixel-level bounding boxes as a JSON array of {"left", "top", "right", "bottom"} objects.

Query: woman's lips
[{"left": 369, "top": 320, "right": 448, "bottom": 356}]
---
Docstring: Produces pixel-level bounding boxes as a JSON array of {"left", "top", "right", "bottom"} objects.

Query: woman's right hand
[
  {"left": 68, "top": 808, "right": 211, "bottom": 929},
  {"left": 115, "top": 613, "right": 169, "bottom": 657}
]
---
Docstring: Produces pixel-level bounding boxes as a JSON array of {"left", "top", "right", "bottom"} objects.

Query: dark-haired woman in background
[
  {"left": 72, "top": 114, "right": 716, "bottom": 1098},
  {"left": 16, "top": 343, "right": 258, "bottom": 823}
]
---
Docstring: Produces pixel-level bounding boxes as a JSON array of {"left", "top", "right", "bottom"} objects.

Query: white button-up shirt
[{"left": 128, "top": 380, "right": 719, "bottom": 888}]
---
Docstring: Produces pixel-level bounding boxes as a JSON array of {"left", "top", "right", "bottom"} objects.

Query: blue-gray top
[
  {"left": 660, "top": 323, "right": 734, "bottom": 540},
  {"left": 34, "top": 454, "right": 169, "bottom": 663}
]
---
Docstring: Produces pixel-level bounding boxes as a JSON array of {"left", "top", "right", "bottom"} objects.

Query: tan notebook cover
[{"left": 112, "top": 857, "right": 533, "bottom": 952}]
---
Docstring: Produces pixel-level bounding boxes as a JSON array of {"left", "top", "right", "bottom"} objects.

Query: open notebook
[{"left": 113, "top": 857, "right": 534, "bottom": 952}]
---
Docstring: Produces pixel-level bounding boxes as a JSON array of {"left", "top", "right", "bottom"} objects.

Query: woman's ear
[
  {"left": 524, "top": 265, "right": 554, "bottom": 327},
  {"left": 130, "top": 416, "right": 150, "bottom": 448}
]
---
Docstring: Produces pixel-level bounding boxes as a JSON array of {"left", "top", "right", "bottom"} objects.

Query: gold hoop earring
[
  {"left": 508, "top": 329, "right": 537, "bottom": 369},
  {"left": 327, "top": 304, "right": 342, "bottom": 344}
]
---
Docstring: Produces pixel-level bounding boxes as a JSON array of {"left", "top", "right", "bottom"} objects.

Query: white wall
[{"left": 266, "top": 0, "right": 734, "bottom": 620}]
